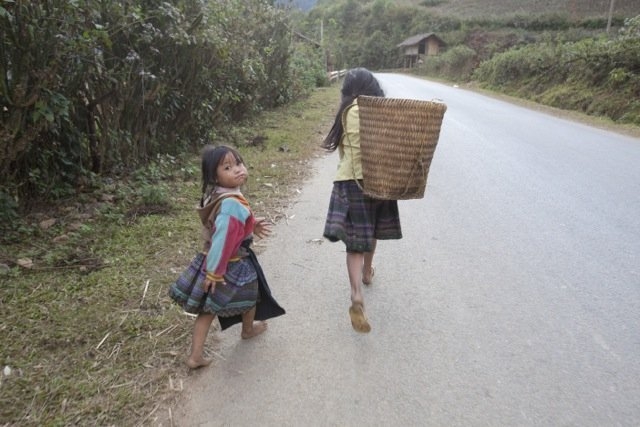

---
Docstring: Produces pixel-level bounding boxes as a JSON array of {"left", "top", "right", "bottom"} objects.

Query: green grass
[{"left": 0, "top": 85, "right": 340, "bottom": 426}]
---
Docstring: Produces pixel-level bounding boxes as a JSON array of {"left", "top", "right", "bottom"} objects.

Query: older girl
[{"left": 322, "top": 68, "right": 403, "bottom": 333}]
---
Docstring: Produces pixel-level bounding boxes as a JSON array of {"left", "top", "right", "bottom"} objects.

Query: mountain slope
[
  {"left": 304, "top": 0, "right": 639, "bottom": 19},
  {"left": 416, "top": 0, "right": 639, "bottom": 19}
]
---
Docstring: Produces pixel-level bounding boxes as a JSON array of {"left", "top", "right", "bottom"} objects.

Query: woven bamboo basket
[{"left": 352, "top": 95, "right": 447, "bottom": 200}]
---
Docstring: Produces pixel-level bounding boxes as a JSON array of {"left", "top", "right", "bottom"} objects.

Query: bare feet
[
  {"left": 349, "top": 303, "right": 371, "bottom": 333},
  {"left": 362, "top": 266, "right": 375, "bottom": 286},
  {"left": 186, "top": 356, "right": 212, "bottom": 369},
  {"left": 241, "top": 321, "right": 268, "bottom": 339}
]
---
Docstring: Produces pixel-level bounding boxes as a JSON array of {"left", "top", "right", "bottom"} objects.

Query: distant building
[{"left": 397, "top": 33, "right": 446, "bottom": 68}]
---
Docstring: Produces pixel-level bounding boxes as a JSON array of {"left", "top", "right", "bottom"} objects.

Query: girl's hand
[
  {"left": 253, "top": 217, "right": 273, "bottom": 239},
  {"left": 202, "top": 278, "right": 225, "bottom": 294}
]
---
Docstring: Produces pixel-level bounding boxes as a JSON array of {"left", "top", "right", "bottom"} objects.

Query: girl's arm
[{"left": 204, "top": 198, "right": 250, "bottom": 284}]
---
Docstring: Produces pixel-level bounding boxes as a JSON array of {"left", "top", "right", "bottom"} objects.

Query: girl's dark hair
[
  {"left": 200, "top": 145, "right": 244, "bottom": 206},
  {"left": 322, "top": 67, "right": 385, "bottom": 152}
]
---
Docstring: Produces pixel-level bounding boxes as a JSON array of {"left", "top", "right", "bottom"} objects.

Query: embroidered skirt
[
  {"left": 168, "top": 253, "right": 258, "bottom": 317},
  {"left": 323, "top": 180, "right": 402, "bottom": 252}
]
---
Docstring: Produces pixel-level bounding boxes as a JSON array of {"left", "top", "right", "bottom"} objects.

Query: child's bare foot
[
  {"left": 186, "top": 356, "right": 212, "bottom": 369},
  {"left": 241, "top": 321, "right": 268, "bottom": 339},
  {"left": 349, "top": 303, "right": 371, "bottom": 333}
]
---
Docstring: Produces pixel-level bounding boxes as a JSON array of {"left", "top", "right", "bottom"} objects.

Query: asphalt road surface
[{"left": 171, "top": 74, "right": 640, "bottom": 426}]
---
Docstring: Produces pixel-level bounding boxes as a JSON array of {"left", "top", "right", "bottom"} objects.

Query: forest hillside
[{"left": 295, "top": 0, "right": 639, "bottom": 128}]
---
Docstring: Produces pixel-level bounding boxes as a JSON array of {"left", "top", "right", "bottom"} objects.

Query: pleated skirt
[{"left": 323, "top": 180, "right": 402, "bottom": 252}]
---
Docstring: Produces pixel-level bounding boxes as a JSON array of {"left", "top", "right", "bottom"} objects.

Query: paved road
[{"left": 171, "top": 75, "right": 640, "bottom": 426}]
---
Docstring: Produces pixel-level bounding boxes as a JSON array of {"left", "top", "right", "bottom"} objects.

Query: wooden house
[{"left": 397, "top": 33, "right": 446, "bottom": 68}]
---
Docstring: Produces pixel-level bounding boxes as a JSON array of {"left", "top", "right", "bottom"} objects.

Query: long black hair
[
  {"left": 322, "top": 68, "right": 385, "bottom": 152},
  {"left": 200, "top": 145, "right": 244, "bottom": 207}
]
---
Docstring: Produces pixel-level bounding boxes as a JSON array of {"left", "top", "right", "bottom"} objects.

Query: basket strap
[
  {"left": 401, "top": 149, "right": 425, "bottom": 198},
  {"left": 401, "top": 118, "right": 429, "bottom": 198},
  {"left": 342, "top": 101, "right": 366, "bottom": 193}
]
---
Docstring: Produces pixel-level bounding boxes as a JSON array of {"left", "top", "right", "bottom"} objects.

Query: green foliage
[
  {"left": 301, "top": 0, "right": 639, "bottom": 125},
  {"left": 1, "top": 0, "right": 323, "bottom": 212},
  {"left": 290, "top": 42, "right": 330, "bottom": 97},
  {"left": 421, "top": 45, "right": 477, "bottom": 80},
  {"left": 473, "top": 43, "right": 563, "bottom": 86},
  {"left": 619, "top": 14, "right": 640, "bottom": 39},
  {"left": 361, "top": 30, "right": 396, "bottom": 70},
  {"left": 420, "top": 0, "right": 446, "bottom": 6},
  {"left": 137, "top": 183, "right": 170, "bottom": 206},
  {"left": 505, "top": 14, "right": 571, "bottom": 31},
  {"left": 302, "top": 0, "right": 634, "bottom": 71},
  {"left": 473, "top": 17, "right": 640, "bottom": 124},
  {"left": 133, "top": 154, "right": 180, "bottom": 184},
  {"left": 130, "top": 154, "right": 190, "bottom": 207}
]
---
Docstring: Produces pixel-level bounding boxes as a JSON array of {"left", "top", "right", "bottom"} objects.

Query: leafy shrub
[
  {"left": 1, "top": 0, "right": 320, "bottom": 211},
  {"left": 420, "top": 0, "right": 447, "bottom": 7},
  {"left": 474, "top": 16, "right": 640, "bottom": 123},
  {"left": 421, "top": 45, "right": 477, "bottom": 81},
  {"left": 137, "top": 184, "right": 170, "bottom": 207},
  {"left": 290, "top": 42, "right": 329, "bottom": 98},
  {"left": 473, "top": 43, "right": 564, "bottom": 88}
]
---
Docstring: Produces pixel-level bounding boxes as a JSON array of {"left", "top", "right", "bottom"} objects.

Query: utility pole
[{"left": 606, "top": 0, "right": 616, "bottom": 34}]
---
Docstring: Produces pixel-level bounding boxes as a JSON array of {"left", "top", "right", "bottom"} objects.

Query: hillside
[
  {"left": 307, "top": 0, "right": 639, "bottom": 19},
  {"left": 415, "top": 0, "right": 640, "bottom": 19}
]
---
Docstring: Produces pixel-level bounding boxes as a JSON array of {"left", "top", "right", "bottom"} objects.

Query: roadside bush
[
  {"left": 505, "top": 13, "right": 570, "bottom": 31},
  {"left": 474, "top": 15, "right": 640, "bottom": 123},
  {"left": 473, "top": 43, "right": 564, "bottom": 88},
  {"left": 1, "top": 0, "right": 322, "bottom": 211},
  {"left": 290, "top": 42, "right": 329, "bottom": 98},
  {"left": 421, "top": 45, "right": 477, "bottom": 81}
]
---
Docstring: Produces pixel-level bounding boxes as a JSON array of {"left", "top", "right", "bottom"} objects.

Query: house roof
[{"left": 397, "top": 33, "right": 445, "bottom": 48}]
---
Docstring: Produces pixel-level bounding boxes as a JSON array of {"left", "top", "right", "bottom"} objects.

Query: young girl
[
  {"left": 169, "top": 145, "right": 285, "bottom": 369},
  {"left": 322, "top": 68, "right": 403, "bottom": 333}
]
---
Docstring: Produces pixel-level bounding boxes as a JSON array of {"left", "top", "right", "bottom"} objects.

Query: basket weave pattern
[{"left": 357, "top": 95, "right": 447, "bottom": 200}]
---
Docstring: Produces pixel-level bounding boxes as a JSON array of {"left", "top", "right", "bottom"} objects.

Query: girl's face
[{"left": 216, "top": 152, "right": 248, "bottom": 189}]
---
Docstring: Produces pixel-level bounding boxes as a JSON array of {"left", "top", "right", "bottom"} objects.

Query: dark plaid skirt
[
  {"left": 168, "top": 248, "right": 285, "bottom": 330},
  {"left": 323, "top": 180, "right": 402, "bottom": 252}
]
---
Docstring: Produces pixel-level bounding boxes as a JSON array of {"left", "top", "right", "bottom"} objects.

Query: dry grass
[{"left": 0, "top": 85, "right": 340, "bottom": 426}]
